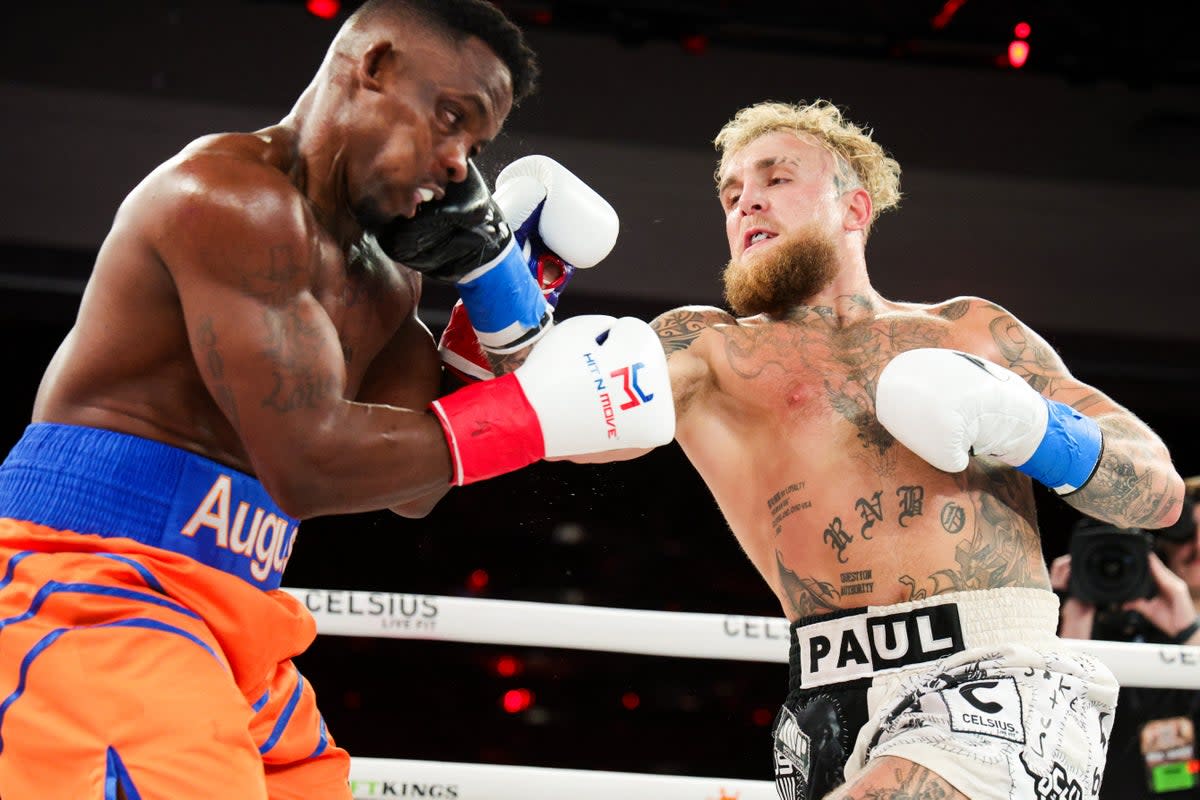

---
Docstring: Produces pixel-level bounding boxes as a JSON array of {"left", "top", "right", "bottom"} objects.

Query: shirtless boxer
[
  {"left": 0, "top": 2, "right": 673, "bottom": 798},
  {"left": 651, "top": 100, "right": 1187, "bottom": 800},
  {"left": 640, "top": 101, "right": 1183, "bottom": 799}
]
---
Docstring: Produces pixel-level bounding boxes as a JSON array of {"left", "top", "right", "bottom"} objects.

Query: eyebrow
[{"left": 718, "top": 156, "right": 789, "bottom": 196}]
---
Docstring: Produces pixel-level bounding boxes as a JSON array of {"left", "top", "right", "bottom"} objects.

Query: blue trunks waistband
[{"left": 0, "top": 423, "right": 299, "bottom": 591}]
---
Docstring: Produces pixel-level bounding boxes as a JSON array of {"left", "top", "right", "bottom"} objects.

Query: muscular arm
[
  {"left": 356, "top": 312, "right": 452, "bottom": 518},
  {"left": 972, "top": 302, "right": 1184, "bottom": 529},
  {"left": 651, "top": 305, "right": 733, "bottom": 418},
  {"left": 155, "top": 164, "right": 454, "bottom": 519}
]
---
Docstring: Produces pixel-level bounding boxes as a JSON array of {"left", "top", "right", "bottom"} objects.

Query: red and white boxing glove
[
  {"left": 430, "top": 315, "right": 673, "bottom": 485},
  {"left": 438, "top": 156, "right": 619, "bottom": 382}
]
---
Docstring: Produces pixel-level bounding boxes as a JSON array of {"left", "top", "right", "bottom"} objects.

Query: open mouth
[{"left": 744, "top": 229, "right": 776, "bottom": 252}]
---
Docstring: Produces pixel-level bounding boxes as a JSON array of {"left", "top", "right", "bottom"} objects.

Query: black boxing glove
[{"left": 376, "top": 161, "right": 550, "bottom": 353}]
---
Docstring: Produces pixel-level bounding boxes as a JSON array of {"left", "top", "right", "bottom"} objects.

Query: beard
[{"left": 722, "top": 225, "right": 839, "bottom": 317}]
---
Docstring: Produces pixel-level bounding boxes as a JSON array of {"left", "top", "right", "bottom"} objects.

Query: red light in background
[
  {"left": 1014, "top": 21, "right": 1032, "bottom": 39},
  {"left": 752, "top": 707, "right": 774, "bottom": 726},
  {"left": 494, "top": 655, "right": 522, "bottom": 678},
  {"left": 681, "top": 34, "right": 709, "bottom": 55},
  {"left": 467, "top": 568, "right": 489, "bottom": 592},
  {"left": 306, "top": 0, "right": 340, "bottom": 20},
  {"left": 621, "top": 691, "right": 641, "bottom": 710},
  {"left": 930, "top": 0, "right": 968, "bottom": 30},
  {"left": 531, "top": 9, "right": 553, "bottom": 25},
  {"left": 1007, "top": 40, "right": 1030, "bottom": 68},
  {"left": 501, "top": 688, "right": 534, "bottom": 713}
]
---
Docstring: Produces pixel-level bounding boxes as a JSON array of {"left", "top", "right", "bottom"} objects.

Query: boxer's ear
[
  {"left": 358, "top": 40, "right": 394, "bottom": 92},
  {"left": 842, "top": 186, "right": 872, "bottom": 234}
]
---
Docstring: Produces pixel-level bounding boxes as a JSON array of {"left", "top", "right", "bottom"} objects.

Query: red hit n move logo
[{"left": 610, "top": 362, "right": 654, "bottom": 410}]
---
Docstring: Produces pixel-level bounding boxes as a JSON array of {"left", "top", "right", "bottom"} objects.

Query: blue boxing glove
[
  {"left": 437, "top": 156, "right": 619, "bottom": 381},
  {"left": 876, "top": 348, "right": 1103, "bottom": 494}
]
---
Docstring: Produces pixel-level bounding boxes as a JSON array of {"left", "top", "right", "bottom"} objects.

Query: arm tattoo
[
  {"left": 651, "top": 308, "right": 732, "bottom": 354},
  {"left": 254, "top": 241, "right": 336, "bottom": 414},
  {"left": 938, "top": 299, "right": 970, "bottom": 320},
  {"left": 486, "top": 348, "right": 528, "bottom": 376},
  {"left": 988, "top": 314, "right": 1058, "bottom": 393},
  {"left": 1065, "top": 416, "right": 1180, "bottom": 527},
  {"left": 195, "top": 316, "right": 240, "bottom": 428},
  {"left": 261, "top": 299, "right": 337, "bottom": 413}
]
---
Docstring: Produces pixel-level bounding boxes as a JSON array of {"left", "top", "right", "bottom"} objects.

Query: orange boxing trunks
[{"left": 0, "top": 423, "right": 351, "bottom": 799}]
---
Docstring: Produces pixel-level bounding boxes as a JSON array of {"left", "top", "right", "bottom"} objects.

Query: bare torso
[
  {"left": 31, "top": 129, "right": 437, "bottom": 476},
  {"left": 668, "top": 298, "right": 1051, "bottom": 621}
]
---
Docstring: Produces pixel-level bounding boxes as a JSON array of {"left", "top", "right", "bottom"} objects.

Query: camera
[{"left": 1068, "top": 519, "right": 1156, "bottom": 606}]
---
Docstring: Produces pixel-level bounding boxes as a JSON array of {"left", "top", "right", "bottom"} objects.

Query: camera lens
[{"left": 1088, "top": 546, "right": 1133, "bottom": 588}]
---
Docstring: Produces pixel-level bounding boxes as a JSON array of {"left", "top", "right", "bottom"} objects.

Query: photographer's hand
[
  {"left": 1123, "top": 553, "right": 1200, "bottom": 644},
  {"left": 1050, "top": 554, "right": 1097, "bottom": 640}
]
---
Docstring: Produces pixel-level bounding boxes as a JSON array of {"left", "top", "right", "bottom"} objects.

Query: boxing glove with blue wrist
[
  {"left": 437, "top": 155, "right": 619, "bottom": 381},
  {"left": 876, "top": 348, "right": 1103, "bottom": 494},
  {"left": 375, "top": 160, "right": 550, "bottom": 355}
]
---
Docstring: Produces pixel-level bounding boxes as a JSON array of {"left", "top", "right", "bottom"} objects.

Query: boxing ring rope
[{"left": 285, "top": 587, "right": 1200, "bottom": 798}]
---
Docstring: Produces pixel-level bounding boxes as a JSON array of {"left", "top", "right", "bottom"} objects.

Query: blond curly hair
[{"left": 714, "top": 100, "right": 902, "bottom": 236}]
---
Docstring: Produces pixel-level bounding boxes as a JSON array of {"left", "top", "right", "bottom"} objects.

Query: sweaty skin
[
  {"left": 652, "top": 130, "right": 1181, "bottom": 624},
  {"left": 31, "top": 30, "right": 514, "bottom": 520},
  {"left": 660, "top": 297, "right": 1056, "bottom": 620}
]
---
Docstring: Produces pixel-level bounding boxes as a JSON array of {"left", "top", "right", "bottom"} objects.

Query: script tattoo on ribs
[{"left": 768, "top": 482, "right": 812, "bottom": 535}]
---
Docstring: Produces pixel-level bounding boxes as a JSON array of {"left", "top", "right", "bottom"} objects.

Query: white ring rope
[
  {"left": 285, "top": 587, "right": 1200, "bottom": 689},
  {"left": 347, "top": 757, "right": 777, "bottom": 799}
]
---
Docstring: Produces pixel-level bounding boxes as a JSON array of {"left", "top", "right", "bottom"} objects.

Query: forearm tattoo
[
  {"left": 1064, "top": 417, "right": 1180, "bottom": 527},
  {"left": 987, "top": 307, "right": 1177, "bottom": 529},
  {"left": 486, "top": 348, "right": 528, "bottom": 376}
]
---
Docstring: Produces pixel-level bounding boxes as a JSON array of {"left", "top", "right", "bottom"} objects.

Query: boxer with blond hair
[
  {"left": 517, "top": 99, "right": 1183, "bottom": 799},
  {"left": 656, "top": 98, "right": 1185, "bottom": 800}
]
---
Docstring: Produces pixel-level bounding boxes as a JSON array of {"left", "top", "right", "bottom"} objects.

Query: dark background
[{"left": 1, "top": 0, "right": 1198, "bottom": 788}]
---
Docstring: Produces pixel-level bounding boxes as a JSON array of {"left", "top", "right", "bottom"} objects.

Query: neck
[
  {"left": 785, "top": 256, "right": 882, "bottom": 325},
  {"left": 281, "top": 78, "right": 363, "bottom": 251}
]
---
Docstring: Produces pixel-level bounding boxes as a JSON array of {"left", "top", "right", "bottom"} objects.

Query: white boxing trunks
[{"left": 773, "top": 588, "right": 1118, "bottom": 800}]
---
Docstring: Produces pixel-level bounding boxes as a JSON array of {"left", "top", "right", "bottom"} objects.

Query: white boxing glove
[
  {"left": 438, "top": 156, "right": 620, "bottom": 382},
  {"left": 430, "top": 315, "right": 674, "bottom": 485},
  {"left": 494, "top": 155, "right": 619, "bottom": 270},
  {"left": 876, "top": 348, "right": 1103, "bottom": 494}
]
